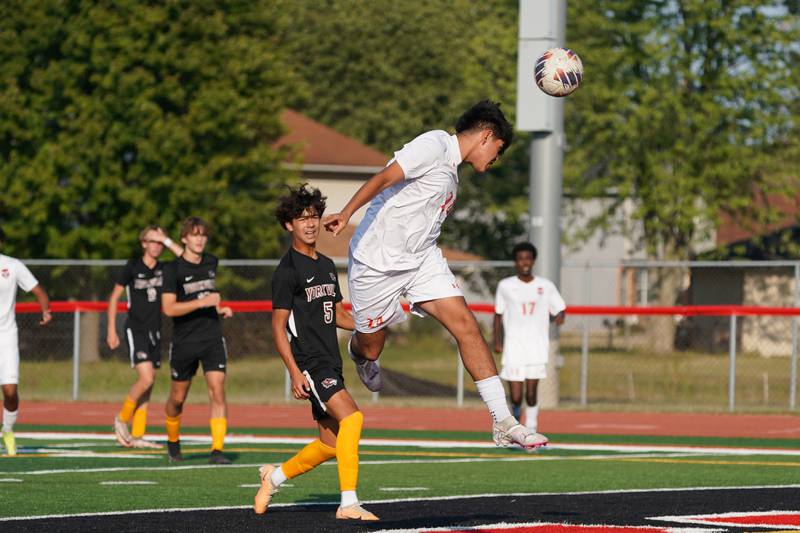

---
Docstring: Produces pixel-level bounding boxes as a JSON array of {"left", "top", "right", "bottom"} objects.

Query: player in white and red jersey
[
  {"left": 493, "top": 242, "right": 565, "bottom": 434},
  {"left": 322, "top": 101, "right": 547, "bottom": 450},
  {"left": 0, "top": 227, "right": 51, "bottom": 456}
]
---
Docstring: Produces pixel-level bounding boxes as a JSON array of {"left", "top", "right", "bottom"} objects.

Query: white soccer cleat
[
  {"left": 336, "top": 503, "right": 379, "bottom": 521},
  {"left": 254, "top": 464, "right": 279, "bottom": 514},
  {"left": 129, "top": 437, "right": 164, "bottom": 449},
  {"left": 113, "top": 416, "right": 132, "bottom": 447},
  {"left": 348, "top": 337, "right": 382, "bottom": 392},
  {"left": 2, "top": 431, "right": 17, "bottom": 456},
  {"left": 492, "top": 416, "right": 549, "bottom": 450}
]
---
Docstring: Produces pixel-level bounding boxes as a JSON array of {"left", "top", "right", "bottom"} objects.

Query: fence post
[
  {"left": 372, "top": 360, "right": 380, "bottom": 403},
  {"left": 791, "top": 263, "right": 799, "bottom": 410},
  {"left": 580, "top": 317, "right": 589, "bottom": 407},
  {"left": 284, "top": 367, "right": 290, "bottom": 402},
  {"left": 72, "top": 310, "right": 81, "bottom": 401},
  {"left": 456, "top": 349, "right": 464, "bottom": 407},
  {"left": 728, "top": 313, "right": 737, "bottom": 413}
]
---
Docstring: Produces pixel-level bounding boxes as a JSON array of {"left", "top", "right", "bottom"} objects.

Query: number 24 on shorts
[{"left": 367, "top": 316, "right": 383, "bottom": 329}]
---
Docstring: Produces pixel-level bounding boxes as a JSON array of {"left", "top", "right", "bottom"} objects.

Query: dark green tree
[{"left": 0, "top": 0, "right": 298, "bottom": 260}]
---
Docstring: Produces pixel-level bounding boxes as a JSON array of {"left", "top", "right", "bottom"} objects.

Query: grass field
[{"left": 2, "top": 424, "right": 800, "bottom": 522}]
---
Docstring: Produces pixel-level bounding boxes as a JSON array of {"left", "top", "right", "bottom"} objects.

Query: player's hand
[
  {"left": 493, "top": 342, "right": 502, "bottom": 354},
  {"left": 153, "top": 227, "right": 168, "bottom": 242},
  {"left": 291, "top": 372, "right": 311, "bottom": 400},
  {"left": 40, "top": 310, "right": 52, "bottom": 326},
  {"left": 201, "top": 293, "right": 221, "bottom": 308},
  {"left": 107, "top": 331, "right": 120, "bottom": 350},
  {"left": 321, "top": 212, "right": 349, "bottom": 236},
  {"left": 218, "top": 306, "right": 233, "bottom": 319}
]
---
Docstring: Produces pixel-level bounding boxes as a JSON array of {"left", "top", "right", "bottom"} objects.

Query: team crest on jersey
[
  {"left": 208, "top": 270, "right": 215, "bottom": 278},
  {"left": 321, "top": 378, "right": 338, "bottom": 389},
  {"left": 537, "top": 287, "right": 544, "bottom": 294},
  {"left": 1, "top": 268, "right": 8, "bottom": 278},
  {"left": 329, "top": 272, "right": 336, "bottom": 281}
]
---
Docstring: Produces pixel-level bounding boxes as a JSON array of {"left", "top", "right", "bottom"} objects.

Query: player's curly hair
[
  {"left": 512, "top": 241, "right": 537, "bottom": 260},
  {"left": 455, "top": 100, "right": 514, "bottom": 156},
  {"left": 275, "top": 184, "right": 327, "bottom": 228}
]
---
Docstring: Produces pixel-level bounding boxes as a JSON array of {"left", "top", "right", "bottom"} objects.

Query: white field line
[
  {"left": 14, "top": 431, "right": 800, "bottom": 457},
  {"left": 0, "top": 478, "right": 22, "bottom": 482},
  {"left": 99, "top": 481, "right": 157, "bottom": 486},
  {"left": 2, "top": 484, "right": 799, "bottom": 523},
  {"left": 379, "top": 487, "right": 429, "bottom": 491},
  {"left": 27, "top": 448, "right": 156, "bottom": 459}
]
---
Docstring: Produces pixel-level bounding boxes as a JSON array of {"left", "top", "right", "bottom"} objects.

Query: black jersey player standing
[
  {"left": 161, "top": 217, "right": 234, "bottom": 465},
  {"left": 108, "top": 225, "right": 183, "bottom": 448},
  {"left": 254, "top": 184, "right": 378, "bottom": 521}
]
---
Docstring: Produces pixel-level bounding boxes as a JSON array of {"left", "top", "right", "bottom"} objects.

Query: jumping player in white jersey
[
  {"left": 0, "top": 227, "right": 51, "bottom": 456},
  {"left": 493, "top": 242, "right": 565, "bottom": 434},
  {"left": 322, "top": 100, "right": 547, "bottom": 449},
  {"left": 108, "top": 226, "right": 183, "bottom": 448}
]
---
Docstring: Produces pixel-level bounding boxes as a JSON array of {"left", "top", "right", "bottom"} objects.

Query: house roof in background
[
  {"left": 275, "top": 109, "right": 388, "bottom": 168},
  {"left": 717, "top": 192, "right": 800, "bottom": 246},
  {"left": 316, "top": 224, "right": 482, "bottom": 261}
]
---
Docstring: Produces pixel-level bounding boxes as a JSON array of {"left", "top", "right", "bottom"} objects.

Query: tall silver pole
[
  {"left": 728, "top": 314, "right": 737, "bottom": 413},
  {"left": 790, "top": 263, "right": 799, "bottom": 410},
  {"left": 72, "top": 310, "right": 80, "bottom": 400}
]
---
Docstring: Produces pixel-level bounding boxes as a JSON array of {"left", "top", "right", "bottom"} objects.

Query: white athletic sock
[
  {"left": 270, "top": 466, "right": 288, "bottom": 487},
  {"left": 524, "top": 405, "right": 539, "bottom": 432},
  {"left": 2, "top": 408, "right": 17, "bottom": 432},
  {"left": 341, "top": 490, "right": 358, "bottom": 507},
  {"left": 475, "top": 376, "right": 512, "bottom": 423}
]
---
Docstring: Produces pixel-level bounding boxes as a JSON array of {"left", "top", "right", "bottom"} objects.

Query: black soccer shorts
[
  {"left": 125, "top": 327, "right": 162, "bottom": 369},
  {"left": 168, "top": 337, "right": 228, "bottom": 381},
  {"left": 301, "top": 365, "right": 346, "bottom": 421}
]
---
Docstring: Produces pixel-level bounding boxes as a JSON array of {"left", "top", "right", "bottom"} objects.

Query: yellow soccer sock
[
  {"left": 131, "top": 406, "right": 147, "bottom": 439},
  {"left": 165, "top": 415, "right": 181, "bottom": 443},
  {"left": 118, "top": 397, "right": 137, "bottom": 423},
  {"left": 336, "top": 411, "right": 363, "bottom": 492},
  {"left": 210, "top": 417, "right": 227, "bottom": 451},
  {"left": 281, "top": 439, "right": 337, "bottom": 479}
]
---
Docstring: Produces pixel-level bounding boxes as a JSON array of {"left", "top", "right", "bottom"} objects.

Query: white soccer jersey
[
  {"left": 0, "top": 254, "right": 38, "bottom": 335},
  {"left": 495, "top": 275, "right": 566, "bottom": 367},
  {"left": 350, "top": 130, "right": 461, "bottom": 272}
]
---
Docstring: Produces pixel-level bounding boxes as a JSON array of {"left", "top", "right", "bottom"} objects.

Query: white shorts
[
  {"left": 0, "top": 333, "right": 20, "bottom": 385},
  {"left": 348, "top": 247, "right": 463, "bottom": 333},
  {"left": 500, "top": 363, "right": 547, "bottom": 382}
]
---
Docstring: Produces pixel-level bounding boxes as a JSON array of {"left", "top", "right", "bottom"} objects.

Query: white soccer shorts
[
  {"left": 348, "top": 247, "right": 463, "bottom": 333},
  {"left": 0, "top": 333, "right": 20, "bottom": 385},
  {"left": 499, "top": 363, "right": 547, "bottom": 382}
]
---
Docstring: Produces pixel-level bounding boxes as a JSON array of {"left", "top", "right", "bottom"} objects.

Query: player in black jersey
[
  {"left": 254, "top": 185, "right": 378, "bottom": 521},
  {"left": 161, "top": 217, "right": 234, "bottom": 465},
  {"left": 108, "top": 225, "right": 183, "bottom": 448}
]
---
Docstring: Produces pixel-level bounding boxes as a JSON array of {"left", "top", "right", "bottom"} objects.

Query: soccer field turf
[{"left": 2, "top": 426, "right": 799, "bottom": 521}]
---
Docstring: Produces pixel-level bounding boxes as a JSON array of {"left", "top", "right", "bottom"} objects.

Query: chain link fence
[{"left": 13, "top": 259, "right": 800, "bottom": 412}]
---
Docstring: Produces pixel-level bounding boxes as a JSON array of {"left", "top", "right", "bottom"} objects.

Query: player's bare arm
[
  {"left": 271, "top": 308, "right": 310, "bottom": 399},
  {"left": 30, "top": 284, "right": 51, "bottom": 325},
  {"left": 161, "top": 292, "right": 220, "bottom": 317},
  {"left": 154, "top": 227, "right": 184, "bottom": 257},
  {"left": 216, "top": 303, "right": 234, "bottom": 319},
  {"left": 492, "top": 313, "right": 503, "bottom": 354},
  {"left": 335, "top": 301, "right": 355, "bottom": 331},
  {"left": 322, "top": 161, "right": 405, "bottom": 236},
  {"left": 106, "top": 284, "right": 125, "bottom": 349},
  {"left": 551, "top": 310, "right": 566, "bottom": 326}
]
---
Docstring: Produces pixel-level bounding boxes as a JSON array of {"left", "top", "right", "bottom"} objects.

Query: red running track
[{"left": 18, "top": 401, "right": 800, "bottom": 440}]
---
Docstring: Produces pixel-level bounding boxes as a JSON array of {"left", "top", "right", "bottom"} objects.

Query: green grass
[
  {"left": 19, "top": 327, "right": 800, "bottom": 412},
  {"left": 1, "top": 428, "right": 800, "bottom": 518}
]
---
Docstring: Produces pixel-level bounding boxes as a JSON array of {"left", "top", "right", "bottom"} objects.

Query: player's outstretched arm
[
  {"left": 335, "top": 301, "right": 355, "bottom": 331},
  {"left": 322, "top": 161, "right": 405, "bottom": 236},
  {"left": 161, "top": 292, "right": 220, "bottom": 317},
  {"left": 551, "top": 310, "right": 566, "bottom": 326},
  {"left": 271, "top": 308, "right": 310, "bottom": 399},
  {"left": 107, "top": 284, "right": 125, "bottom": 349},
  {"left": 30, "top": 285, "right": 51, "bottom": 326}
]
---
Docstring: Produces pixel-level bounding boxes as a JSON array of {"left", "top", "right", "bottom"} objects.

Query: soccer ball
[{"left": 535, "top": 47, "right": 583, "bottom": 97}]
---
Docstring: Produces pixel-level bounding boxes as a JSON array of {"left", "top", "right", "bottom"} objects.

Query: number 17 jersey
[{"left": 271, "top": 248, "right": 343, "bottom": 370}]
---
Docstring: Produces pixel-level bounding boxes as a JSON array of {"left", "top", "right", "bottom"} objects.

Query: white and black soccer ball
[{"left": 535, "top": 47, "right": 584, "bottom": 97}]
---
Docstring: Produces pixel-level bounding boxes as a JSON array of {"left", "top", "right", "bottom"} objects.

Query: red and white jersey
[
  {"left": 0, "top": 254, "right": 38, "bottom": 335},
  {"left": 350, "top": 130, "right": 460, "bottom": 272},
  {"left": 495, "top": 275, "right": 566, "bottom": 366}
]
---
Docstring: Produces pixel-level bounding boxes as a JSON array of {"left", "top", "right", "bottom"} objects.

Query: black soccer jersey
[
  {"left": 117, "top": 257, "right": 163, "bottom": 332},
  {"left": 271, "top": 248, "right": 343, "bottom": 370},
  {"left": 162, "top": 253, "right": 222, "bottom": 344}
]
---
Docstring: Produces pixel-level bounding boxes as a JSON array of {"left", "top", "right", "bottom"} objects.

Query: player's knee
[{"left": 341, "top": 410, "right": 363, "bottom": 429}]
